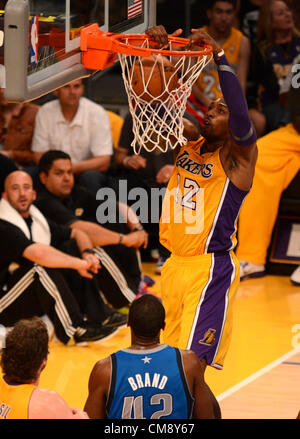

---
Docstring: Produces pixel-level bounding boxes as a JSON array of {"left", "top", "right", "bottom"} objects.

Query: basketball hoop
[{"left": 81, "top": 25, "right": 213, "bottom": 153}]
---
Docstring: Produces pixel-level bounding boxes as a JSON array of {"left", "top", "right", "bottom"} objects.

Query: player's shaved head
[{"left": 128, "top": 295, "right": 165, "bottom": 339}]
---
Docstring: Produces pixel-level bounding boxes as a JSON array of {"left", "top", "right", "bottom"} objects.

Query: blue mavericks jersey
[{"left": 107, "top": 344, "right": 194, "bottom": 419}]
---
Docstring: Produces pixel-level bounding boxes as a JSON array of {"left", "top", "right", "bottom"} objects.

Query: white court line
[{"left": 217, "top": 346, "right": 300, "bottom": 402}]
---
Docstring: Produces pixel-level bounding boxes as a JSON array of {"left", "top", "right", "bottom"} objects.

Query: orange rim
[
  {"left": 80, "top": 26, "right": 213, "bottom": 70},
  {"left": 111, "top": 33, "right": 213, "bottom": 57}
]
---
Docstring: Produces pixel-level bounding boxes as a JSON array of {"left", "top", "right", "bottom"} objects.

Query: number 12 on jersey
[{"left": 175, "top": 174, "right": 204, "bottom": 235}]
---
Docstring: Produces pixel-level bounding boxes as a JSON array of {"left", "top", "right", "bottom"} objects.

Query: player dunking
[{"left": 146, "top": 27, "right": 257, "bottom": 372}]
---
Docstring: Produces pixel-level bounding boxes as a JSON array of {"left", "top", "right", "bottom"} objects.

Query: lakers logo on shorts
[{"left": 199, "top": 328, "right": 216, "bottom": 346}]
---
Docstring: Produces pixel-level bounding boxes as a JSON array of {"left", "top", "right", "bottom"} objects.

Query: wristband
[
  {"left": 81, "top": 248, "right": 95, "bottom": 256},
  {"left": 119, "top": 233, "right": 124, "bottom": 244},
  {"left": 214, "top": 49, "right": 225, "bottom": 59}
]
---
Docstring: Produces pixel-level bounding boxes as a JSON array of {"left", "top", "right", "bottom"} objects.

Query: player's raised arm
[{"left": 190, "top": 29, "right": 257, "bottom": 150}]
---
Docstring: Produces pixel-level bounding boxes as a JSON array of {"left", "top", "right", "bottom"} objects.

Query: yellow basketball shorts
[{"left": 160, "top": 251, "right": 240, "bottom": 369}]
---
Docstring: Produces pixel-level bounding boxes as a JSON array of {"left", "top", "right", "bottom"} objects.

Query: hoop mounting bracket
[{"left": 80, "top": 24, "right": 119, "bottom": 70}]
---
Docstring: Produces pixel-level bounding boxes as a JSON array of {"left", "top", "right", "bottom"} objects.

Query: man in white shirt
[{"left": 32, "top": 79, "right": 113, "bottom": 193}]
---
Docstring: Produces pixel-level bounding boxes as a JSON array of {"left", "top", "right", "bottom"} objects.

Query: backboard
[{"left": 3, "top": 0, "right": 156, "bottom": 102}]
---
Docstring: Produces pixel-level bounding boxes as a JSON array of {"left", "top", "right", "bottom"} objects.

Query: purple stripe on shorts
[
  {"left": 189, "top": 252, "right": 235, "bottom": 365},
  {"left": 207, "top": 180, "right": 248, "bottom": 253}
]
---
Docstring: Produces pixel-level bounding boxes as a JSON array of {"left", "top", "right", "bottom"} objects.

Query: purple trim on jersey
[
  {"left": 206, "top": 179, "right": 248, "bottom": 253},
  {"left": 189, "top": 252, "right": 235, "bottom": 366},
  {"left": 214, "top": 53, "right": 257, "bottom": 146}
]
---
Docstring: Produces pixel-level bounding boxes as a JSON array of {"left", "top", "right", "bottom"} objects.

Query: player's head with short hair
[
  {"left": 128, "top": 295, "right": 165, "bottom": 339},
  {"left": 1, "top": 317, "right": 49, "bottom": 384}
]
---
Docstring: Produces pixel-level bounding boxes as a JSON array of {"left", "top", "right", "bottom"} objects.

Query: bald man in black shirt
[{"left": 0, "top": 171, "right": 119, "bottom": 344}]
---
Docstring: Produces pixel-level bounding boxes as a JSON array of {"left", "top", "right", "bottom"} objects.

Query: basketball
[{"left": 130, "top": 54, "right": 178, "bottom": 102}]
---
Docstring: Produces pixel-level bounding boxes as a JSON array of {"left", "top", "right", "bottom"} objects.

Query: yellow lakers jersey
[
  {"left": 196, "top": 27, "right": 243, "bottom": 100},
  {"left": 0, "top": 375, "right": 36, "bottom": 419},
  {"left": 160, "top": 138, "right": 248, "bottom": 257}
]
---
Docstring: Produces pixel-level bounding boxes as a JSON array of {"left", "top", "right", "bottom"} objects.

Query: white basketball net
[{"left": 118, "top": 39, "right": 212, "bottom": 154}]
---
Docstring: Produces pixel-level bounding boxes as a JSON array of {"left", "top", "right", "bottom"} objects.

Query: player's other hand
[
  {"left": 146, "top": 25, "right": 183, "bottom": 48},
  {"left": 189, "top": 29, "right": 221, "bottom": 55}
]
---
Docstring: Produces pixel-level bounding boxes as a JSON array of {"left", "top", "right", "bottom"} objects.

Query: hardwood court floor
[{"left": 37, "top": 263, "right": 300, "bottom": 418}]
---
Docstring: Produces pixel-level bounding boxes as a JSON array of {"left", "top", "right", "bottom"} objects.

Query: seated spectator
[
  {"left": 0, "top": 317, "right": 89, "bottom": 419},
  {"left": 0, "top": 87, "right": 39, "bottom": 167},
  {"left": 35, "top": 150, "right": 151, "bottom": 310},
  {"left": 0, "top": 170, "right": 118, "bottom": 344},
  {"left": 31, "top": 79, "right": 113, "bottom": 194},
  {"left": 110, "top": 113, "right": 200, "bottom": 272},
  {"left": 236, "top": 70, "right": 300, "bottom": 285},
  {"left": 247, "top": 0, "right": 300, "bottom": 135},
  {"left": 187, "top": 0, "right": 250, "bottom": 126}
]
